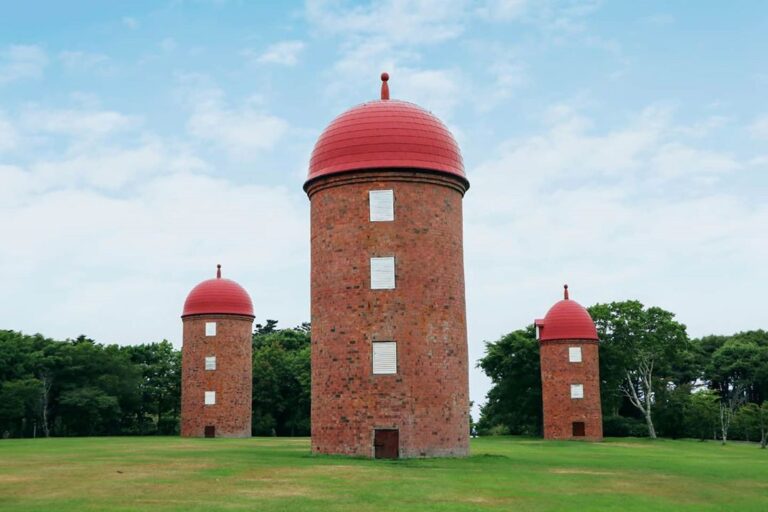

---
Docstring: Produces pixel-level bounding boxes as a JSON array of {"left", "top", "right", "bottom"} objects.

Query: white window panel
[
  {"left": 205, "top": 356, "right": 216, "bottom": 371},
  {"left": 369, "top": 190, "right": 394, "bottom": 222},
  {"left": 570, "top": 384, "right": 584, "bottom": 399},
  {"left": 370, "top": 257, "right": 395, "bottom": 289},
  {"left": 568, "top": 347, "right": 582, "bottom": 363},
  {"left": 373, "top": 341, "right": 397, "bottom": 374},
  {"left": 205, "top": 322, "right": 217, "bottom": 337},
  {"left": 204, "top": 391, "right": 216, "bottom": 405}
]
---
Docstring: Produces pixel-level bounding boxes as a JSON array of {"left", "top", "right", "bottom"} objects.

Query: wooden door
[
  {"left": 204, "top": 425, "right": 216, "bottom": 438},
  {"left": 572, "top": 422, "right": 585, "bottom": 437},
  {"left": 374, "top": 429, "right": 399, "bottom": 459}
]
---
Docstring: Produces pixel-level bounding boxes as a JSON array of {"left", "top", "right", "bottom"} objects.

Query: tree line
[
  {"left": 478, "top": 300, "right": 768, "bottom": 447},
  {"left": 0, "top": 321, "right": 310, "bottom": 438},
  {"left": 3, "top": 301, "right": 767, "bottom": 445}
]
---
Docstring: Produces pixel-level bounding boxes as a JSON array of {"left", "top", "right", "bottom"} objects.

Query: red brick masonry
[
  {"left": 307, "top": 170, "right": 470, "bottom": 457},
  {"left": 540, "top": 339, "right": 603, "bottom": 441},
  {"left": 181, "top": 314, "right": 253, "bottom": 438}
]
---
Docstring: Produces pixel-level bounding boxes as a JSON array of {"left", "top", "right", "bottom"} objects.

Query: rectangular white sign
[
  {"left": 568, "top": 347, "right": 582, "bottom": 363},
  {"left": 370, "top": 256, "right": 395, "bottom": 289},
  {"left": 369, "top": 190, "right": 394, "bottom": 222},
  {"left": 373, "top": 341, "right": 397, "bottom": 374},
  {"left": 570, "top": 384, "right": 584, "bottom": 399}
]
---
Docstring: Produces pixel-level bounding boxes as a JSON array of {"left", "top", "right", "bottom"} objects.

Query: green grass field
[{"left": 1, "top": 436, "right": 766, "bottom": 511}]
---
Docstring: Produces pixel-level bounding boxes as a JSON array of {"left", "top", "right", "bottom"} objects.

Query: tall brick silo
[
  {"left": 304, "top": 73, "right": 470, "bottom": 458},
  {"left": 535, "top": 285, "right": 603, "bottom": 441},
  {"left": 181, "top": 265, "right": 254, "bottom": 438}
]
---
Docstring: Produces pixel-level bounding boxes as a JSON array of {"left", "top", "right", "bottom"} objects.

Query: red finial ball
[{"left": 380, "top": 72, "right": 390, "bottom": 100}]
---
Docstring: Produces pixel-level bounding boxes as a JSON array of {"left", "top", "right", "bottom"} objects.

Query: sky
[{"left": 1, "top": 0, "right": 766, "bottom": 418}]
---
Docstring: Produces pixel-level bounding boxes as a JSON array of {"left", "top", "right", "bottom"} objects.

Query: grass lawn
[{"left": 1, "top": 436, "right": 767, "bottom": 511}]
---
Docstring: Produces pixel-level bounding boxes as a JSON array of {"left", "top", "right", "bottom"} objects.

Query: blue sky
[{"left": 1, "top": 1, "right": 766, "bottom": 416}]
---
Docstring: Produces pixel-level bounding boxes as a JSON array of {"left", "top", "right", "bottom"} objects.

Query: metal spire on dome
[
  {"left": 216, "top": 264, "right": 222, "bottom": 279},
  {"left": 381, "top": 72, "right": 390, "bottom": 100},
  {"left": 564, "top": 284, "right": 569, "bottom": 300}
]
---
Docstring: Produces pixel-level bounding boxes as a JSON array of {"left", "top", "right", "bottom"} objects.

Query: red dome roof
[
  {"left": 182, "top": 265, "right": 254, "bottom": 318},
  {"left": 535, "top": 285, "right": 598, "bottom": 341},
  {"left": 305, "top": 73, "right": 466, "bottom": 188}
]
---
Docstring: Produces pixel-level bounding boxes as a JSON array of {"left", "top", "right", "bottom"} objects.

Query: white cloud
[
  {"left": 0, "top": 165, "right": 31, "bottom": 206},
  {"left": 463, "top": 104, "right": 765, "bottom": 342},
  {"left": 308, "top": 0, "right": 528, "bottom": 117},
  {"left": 185, "top": 87, "right": 289, "bottom": 159},
  {"left": 468, "top": 105, "right": 659, "bottom": 203},
  {"left": 749, "top": 115, "right": 768, "bottom": 140},
  {"left": 306, "top": 0, "right": 468, "bottom": 44},
  {"left": 160, "top": 38, "right": 178, "bottom": 52},
  {"left": 0, "top": 114, "right": 19, "bottom": 152},
  {"left": 468, "top": 42, "right": 528, "bottom": 110},
  {"left": 28, "top": 142, "right": 184, "bottom": 191},
  {"left": 327, "top": 39, "right": 401, "bottom": 85},
  {"left": 488, "top": 60, "right": 526, "bottom": 94},
  {"left": 461, "top": 105, "right": 767, "bottom": 412},
  {"left": 395, "top": 68, "right": 462, "bottom": 119},
  {"left": 0, "top": 45, "right": 48, "bottom": 84},
  {"left": 249, "top": 40, "right": 306, "bottom": 66},
  {"left": 21, "top": 107, "right": 140, "bottom": 141},
  {"left": 0, "top": 172, "right": 309, "bottom": 346},
  {"left": 0, "top": 104, "right": 200, "bottom": 191},
  {"left": 322, "top": 39, "right": 461, "bottom": 118},
  {"left": 650, "top": 143, "right": 739, "bottom": 181},
  {"left": 0, "top": 95, "right": 308, "bottom": 346},
  {"left": 122, "top": 16, "right": 139, "bottom": 29},
  {"left": 59, "top": 51, "right": 110, "bottom": 71},
  {"left": 476, "top": 0, "right": 528, "bottom": 21},
  {"left": 642, "top": 14, "right": 675, "bottom": 26},
  {"left": 674, "top": 115, "right": 728, "bottom": 138},
  {"left": 307, "top": 0, "right": 468, "bottom": 108}
]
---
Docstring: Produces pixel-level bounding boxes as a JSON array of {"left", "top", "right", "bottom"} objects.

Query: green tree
[
  {"left": 686, "top": 389, "right": 719, "bottom": 441},
  {"left": 697, "top": 332, "right": 768, "bottom": 444},
  {"left": 0, "top": 378, "right": 43, "bottom": 437},
  {"left": 251, "top": 323, "right": 311, "bottom": 436},
  {"left": 0, "top": 330, "right": 59, "bottom": 437},
  {"left": 477, "top": 327, "right": 541, "bottom": 435},
  {"left": 58, "top": 387, "right": 120, "bottom": 436},
  {"left": 739, "top": 402, "right": 768, "bottom": 448},
  {"left": 124, "top": 340, "right": 181, "bottom": 434},
  {"left": 254, "top": 320, "right": 279, "bottom": 335},
  {"left": 49, "top": 338, "right": 137, "bottom": 435},
  {"left": 705, "top": 337, "right": 766, "bottom": 402},
  {"left": 589, "top": 301, "right": 689, "bottom": 439},
  {"left": 654, "top": 382, "right": 694, "bottom": 439}
]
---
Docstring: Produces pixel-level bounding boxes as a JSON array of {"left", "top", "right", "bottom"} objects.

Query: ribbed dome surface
[
  {"left": 535, "top": 287, "right": 598, "bottom": 341},
  {"left": 182, "top": 267, "right": 253, "bottom": 317},
  {"left": 306, "top": 99, "right": 465, "bottom": 186}
]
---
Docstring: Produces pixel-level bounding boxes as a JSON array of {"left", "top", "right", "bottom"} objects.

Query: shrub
[
  {"left": 484, "top": 424, "right": 511, "bottom": 436},
  {"left": 603, "top": 415, "right": 648, "bottom": 437}
]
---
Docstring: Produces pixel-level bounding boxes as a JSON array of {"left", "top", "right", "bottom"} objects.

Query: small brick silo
[
  {"left": 181, "top": 265, "right": 254, "bottom": 438},
  {"left": 304, "top": 73, "right": 470, "bottom": 458},
  {"left": 535, "top": 285, "right": 603, "bottom": 441}
]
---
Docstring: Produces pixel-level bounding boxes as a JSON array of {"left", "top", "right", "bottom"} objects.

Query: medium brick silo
[
  {"left": 535, "top": 285, "right": 603, "bottom": 441},
  {"left": 304, "top": 73, "right": 470, "bottom": 458},
  {"left": 181, "top": 265, "right": 254, "bottom": 438}
]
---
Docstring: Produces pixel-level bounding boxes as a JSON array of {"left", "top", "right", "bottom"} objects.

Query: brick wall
[
  {"left": 540, "top": 339, "right": 603, "bottom": 441},
  {"left": 181, "top": 314, "right": 253, "bottom": 438},
  {"left": 307, "top": 170, "right": 470, "bottom": 457}
]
